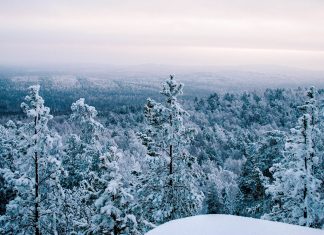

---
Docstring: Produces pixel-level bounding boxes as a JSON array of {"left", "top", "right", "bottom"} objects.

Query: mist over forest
[{"left": 1, "top": 65, "right": 323, "bottom": 115}]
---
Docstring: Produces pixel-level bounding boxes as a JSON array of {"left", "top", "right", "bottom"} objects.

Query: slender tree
[
  {"left": 238, "top": 144, "right": 265, "bottom": 218},
  {"left": 90, "top": 146, "right": 139, "bottom": 235},
  {"left": 138, "top": 75, "right": 204, "bottom": 225},
  {"left": 263, "top": 87, "right": 323, "bottom": 227},
  {"left": 0, "top": 85, "right": 64, "bottom": 234},
  {"left": 60, "top": 98, "right": 105, "bottom": 233},
  {"left": 62, "top": 98, "right": 104, "bottom": 188}
]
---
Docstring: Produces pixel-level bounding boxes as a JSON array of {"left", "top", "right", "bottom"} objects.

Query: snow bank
[{"left": 146, "top": 214, "right": 323, "bottom": 235}]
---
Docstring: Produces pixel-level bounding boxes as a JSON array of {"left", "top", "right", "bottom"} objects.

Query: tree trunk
[
  {"left": 111, "top": 213, "right": 120, "bottom": 235},
  {"left": 302, "top": 117, "right": 308, "bottom": 226},
  {"left": 34, "top": 116, "right": 40, "bottom": 235},
  {"left": 169, "top": 113, "right": 173, "bottom": 186},
  {"left": 169, "top": 144, "right": 173, "bottom": 186}
]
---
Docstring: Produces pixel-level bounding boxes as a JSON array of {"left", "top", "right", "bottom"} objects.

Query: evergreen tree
[
  {"left": 203, "top": 160, "right": 239, "bottom": 215},
  {"left": 238, "top": 144, "right": 265, "bottom": 218},
  {"left": 0, "top": 85, "right": 64, "bottom": 234},
  {"left": 257, "top": 131, "right": 286, "bottom": 178},
  {"left": 0, "top": 121, "right": 20, "bottom": 215},
  {"left": 61, "top": 98, "right": 105, "bottom": 233},
  {"left": 262, "top": 87, "right": 323, "bottom": 228},
  {"left": 138, "top": 75, "right": 204, "bottom": 225},
  {"left": 62, "top": 98, "right": 104, "bottom": 188},
  {"left": 90, "top": 146, "right": 139, "bottom": 235}
]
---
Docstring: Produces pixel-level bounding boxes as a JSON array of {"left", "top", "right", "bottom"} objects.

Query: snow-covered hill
[{"left": 146, "top": 215, "right": 323, "bottom": 235}]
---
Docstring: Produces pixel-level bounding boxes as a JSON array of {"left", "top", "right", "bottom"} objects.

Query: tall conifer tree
[{"left": 138, "top": 75, "right": 203, "bottom": 225}]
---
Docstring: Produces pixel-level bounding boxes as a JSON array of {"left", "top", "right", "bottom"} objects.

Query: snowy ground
[{"left": 146, "top": 214, "right": 323, "bottom": 235}]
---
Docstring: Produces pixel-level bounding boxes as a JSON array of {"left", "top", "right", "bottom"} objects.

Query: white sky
[{"left": 1, "top": 0, "right": 324, "bottom": 70}]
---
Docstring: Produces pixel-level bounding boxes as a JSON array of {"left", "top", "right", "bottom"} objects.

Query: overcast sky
[{"left": 1, "top": 0, "right": 324, "bottom": 70}]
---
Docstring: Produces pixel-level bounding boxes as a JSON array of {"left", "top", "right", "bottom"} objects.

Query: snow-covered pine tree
[
  {"left": 70, "top": 98, "right": 103, "bottom": 146},
  {"left": 61, "top": 134, "right": 84, "bottom": 188},
  {"left": 90, "top": 146, "right": 139, "bottom": 235},
  {"left": 0, "top": 85, "right": 64, "bottom": 234},
  {"left": 238, "top": 131, "right": 285, "bottom": 219},
  {"left": 60, "top": 98, "right": 106, "bottom": 233},
  {"left": 262, "top": 87, "right": 323, "bottom": 228},
  {"left": 138, "top": 75, "right": 204, "bottom": 225},
  {"left": 62, "top": 98, "right": 104, "bottom": 188},
  {"left": 0, "top": 120, "right": 18, "bottom": 171},
  {"left": 0, "top": 121, "right": 19, "bottom": 215},
  {"left": 256, "top": 131, "right": 286, "bottom": 178},
  {"left": 203, "top": 160, "right": 239, "bottom": 215},
  {"left": 238, "top": 143, "right": 265, "bottom": 218}
]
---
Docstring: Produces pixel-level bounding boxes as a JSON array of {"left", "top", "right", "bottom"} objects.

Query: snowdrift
[{"left": 146, "top": 214, "right": 323, "bottom": 235}]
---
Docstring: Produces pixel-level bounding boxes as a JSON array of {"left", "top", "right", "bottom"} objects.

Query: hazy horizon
[{"left": 1, "top": 0, "right": 324, "bottom": 70}]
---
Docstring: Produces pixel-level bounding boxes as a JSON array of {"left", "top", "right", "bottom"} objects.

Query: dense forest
[{"left": 0, "top": 75, "right": 323, "bottom": 234}]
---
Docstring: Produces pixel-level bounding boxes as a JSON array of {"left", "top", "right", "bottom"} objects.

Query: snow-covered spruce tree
[
  {"left": 203, "top": 160, "right": 240, "bottom": 215},
  {"left": 238, "top": 132, "right": 285, "bottom": 219},
  {"left": 62, "top": 98, "right": 104, "bottom": 189},
  {"left": 316, "top": 96, "right": 324, "bottom": 228},
  {"left": 262, "top": 87, "right": 323, "bottom": 228},
  {"left": 0, "top": 120, "right": 19, "bottom": 172},
  {"left": 60, "top": 98, "right": 105, "bottom": 233},
  {"left": 0, "top": 85, "right": 64, "bottom": 234},
  {"left": 256, "top": 131, "right": 286, "bottom": 179},
  {"left": 138, "top": 75, "right": 204, "bottom": 225},
  {"left": 238, "top": 144, "right": 266, "bottom": 218},
  {"left": 90, "top": 146, "right": 140, "bottom": 235},
  {"left": 0, "top": 121, "right": 19, "bottom": 215}
]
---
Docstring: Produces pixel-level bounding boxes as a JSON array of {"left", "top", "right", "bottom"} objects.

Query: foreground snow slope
[{"left": 146, "top": 214, "right": 323, "bottom": 235}]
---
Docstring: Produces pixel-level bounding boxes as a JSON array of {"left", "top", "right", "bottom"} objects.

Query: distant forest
[{"left": 0, "top": 73, "right": 323, "bottom": 234}]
